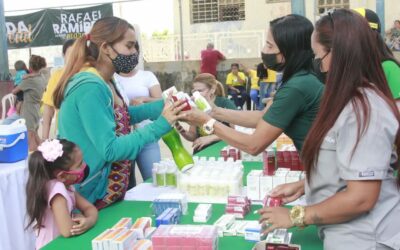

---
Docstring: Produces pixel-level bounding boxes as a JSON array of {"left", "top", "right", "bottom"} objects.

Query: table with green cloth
[{"left": 43, "top": 141, "right": 323, "bottom": 250}]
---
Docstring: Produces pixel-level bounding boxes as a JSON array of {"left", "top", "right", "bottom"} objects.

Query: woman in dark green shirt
[
  {"left": 178, "top": 14, "right": 324, "bottom": 154},
  {"left": 177, "top": 73, "right": 236, "bottom": 153}
]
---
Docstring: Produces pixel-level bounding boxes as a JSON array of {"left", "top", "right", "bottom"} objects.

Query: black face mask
[
  {"left": 312, "top": 52, "right": 329, "bottom": 83},
  {"left": 109, "top": 46, "right": 139, "bottom": 74},
  {"left": 261, "top": 52, "right": 285, "bottom": 72}
]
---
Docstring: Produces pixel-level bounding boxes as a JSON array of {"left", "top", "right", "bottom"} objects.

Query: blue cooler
[{"left": 0, "top": 119, "right": 28, "bottom": 163}]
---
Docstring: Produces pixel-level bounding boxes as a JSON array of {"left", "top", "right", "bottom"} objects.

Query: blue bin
[{"left": 0, "top": 119, "right": 28, "bottom": 163}]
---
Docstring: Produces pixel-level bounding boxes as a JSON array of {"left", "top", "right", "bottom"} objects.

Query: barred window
[
  {"left": 265, "top": 0, "right": 290, "bottom": 3},
  {"left": 191, "top": 0, "right": 245, "bottom": 24},
  {"left": 317, "top": 0, "right": 349, "bottom": 15}
]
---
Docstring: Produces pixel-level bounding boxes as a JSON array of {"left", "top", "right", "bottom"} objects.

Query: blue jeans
[
  {"left": 228, "top": 86, "right": 248, "bottom": 108},
  {"left": 259, "top": 82, "right": 275, "bottom": 107},
  {"left": 250, "top": 89, "right": 261, "bottom": 110},
  {"left": 129, "top": 142, "right": 161, "bottom": 188}
]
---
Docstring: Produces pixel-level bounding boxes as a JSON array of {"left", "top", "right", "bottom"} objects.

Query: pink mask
[{"left": 62, "top": 163, "right": 87, "bottom": 186}]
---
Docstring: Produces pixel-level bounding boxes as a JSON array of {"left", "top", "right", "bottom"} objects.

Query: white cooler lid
[{"left": 0, "top": 119, "right": 27, "bottom": 135}]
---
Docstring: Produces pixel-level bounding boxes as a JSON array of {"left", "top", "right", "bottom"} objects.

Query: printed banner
[{"left": 5, "top": 4, "right": 113, "bottom": 49}]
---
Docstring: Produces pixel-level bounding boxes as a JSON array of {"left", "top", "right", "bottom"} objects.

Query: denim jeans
[
  {"left": 128, "top": 142, "right": 161, "bottom": 188},
  {"left": 259, "top": 82, "right": 275, "bottom": 108},
  {"left": 250, "top": 89, "right": 261, "bottom": 110},
  {"left": 228, "top": 86, "right": 248, "bottom": 108}
]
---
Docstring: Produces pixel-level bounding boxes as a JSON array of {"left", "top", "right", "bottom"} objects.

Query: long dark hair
[
  {"left": 302, "top": 9, "right": 400, "bottom": 185},
  {"left": 374, "top": 31, "right": 400, "bottom": 67},
  {"left": 270, "top": 14, "right": 314, "bottom": 83},
  {"left": 53, "top": 17, "right": 134, "bottom": 108},
  {"left": 26, "top": 139, "right": 77, "bottom": 231}
]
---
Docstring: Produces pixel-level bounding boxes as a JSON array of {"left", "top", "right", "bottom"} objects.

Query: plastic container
[
  {"left": 162, "top": 129, "right": 194, "bottom": 172},
  {"left": 192, "top": 91, "right": 212, "bottom": 113},
  {"left": 0, "top": 119, "right": 28, "bottom": 163}
]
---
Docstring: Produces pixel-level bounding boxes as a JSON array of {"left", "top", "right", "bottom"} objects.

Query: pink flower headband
[{"left": 38, "top": 139, "right": 64, "bottom": 162}]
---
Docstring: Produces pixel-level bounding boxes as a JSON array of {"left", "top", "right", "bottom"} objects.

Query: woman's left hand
[
  {"left": 258, "top": 207, "right": 293, "bottom": 235},
  {"left": 178, "top": 109, "right": 211, "bottom": 127},
  {"left": 70, "top": 215, "right": 95, "bottom": 235},
  {"left": 192, "top": 136, "right": 213, "bottom": 151}
]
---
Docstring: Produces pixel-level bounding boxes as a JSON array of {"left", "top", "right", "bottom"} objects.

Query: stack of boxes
[
  {"left": 151, "top": 225, "right": 218, "bottom": 250},
  {"left": 225, "top": 196, "right": 251, "bottom": 219},
  {"left": 92, "top": 217, "right": 154, "bottom": 250},
  {"left": 220, "top": 146, "right": 241, "bottom": 161},
  {"left": 247, "top": 168, "right": 304, "bottom": 201},
  {"left": 193, "top": 204, "right": 212, "bottom": 223},
  {"left": 247, "top": 136, "right": 304, "bottom": 202},
  {"left": 152, "top": 193, "right": 187, "bottom": 217},
  {"left": 156, "top": 208, "right": 180, "bottom": 227}
]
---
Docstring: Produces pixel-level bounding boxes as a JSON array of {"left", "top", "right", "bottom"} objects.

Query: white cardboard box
[
  {"left": 247, "top": 170, "right": 263, "bottom": 201},
  {"left": 273, "top": 171, "right": 288, "bottom": 189},
  {"left": 286, "top": 171, "right": 302, "bottom": 184},
  {"left": 259, "top": 175, "right": 273, "bottom": 201}
]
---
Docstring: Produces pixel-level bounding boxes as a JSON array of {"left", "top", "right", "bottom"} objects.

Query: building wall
[
  {"left": 174, "top": 0, "right": 399, "bottom": 35},
  {"left": 173, "top": 0, "right": 291, "bottom": 35}
]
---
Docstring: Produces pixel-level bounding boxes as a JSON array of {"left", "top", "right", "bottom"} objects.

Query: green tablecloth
[
  {"left": 43, "top": 141, "right": 323, "bottom": 250},
  {"left": 43, "top": 201, "right": 322, "bottom": 250}
]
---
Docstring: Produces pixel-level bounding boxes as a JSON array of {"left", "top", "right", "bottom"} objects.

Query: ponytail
[
  {"left": 193, "top": 73, "right": 226, "bottom": 97},
  {"left": 215, "top": 80, "right": 226, "bottom": 97},
  {"left": 26, "top": 151, "right": 52, "bottom": 231},
  {"left": 53, "top": 37, "right": 95, "bottom": 109},
  {"left": 53, "top": 16, "right": 134, "bottom": 109}
]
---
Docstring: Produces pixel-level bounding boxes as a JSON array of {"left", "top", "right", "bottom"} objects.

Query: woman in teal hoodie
[{"left": 53, "top": 17, "right": 184, "bottom": 209}]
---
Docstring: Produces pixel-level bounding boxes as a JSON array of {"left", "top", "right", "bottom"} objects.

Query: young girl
[
  {"left": 26, "top": 139, "right": 98, "bottom": 249},
  {"left": 12, "top": 60, "right": 29, "bottom": 115}
]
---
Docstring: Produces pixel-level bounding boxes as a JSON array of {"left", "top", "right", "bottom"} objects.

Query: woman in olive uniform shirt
[{"left": 179, "top": 14, "right": 324, "bottom": 154}]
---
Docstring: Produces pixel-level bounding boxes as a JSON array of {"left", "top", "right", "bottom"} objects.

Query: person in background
[
  {"left": 12, "top": 55, "right": 48, "bottom": 151},
  {"left": 200, "top": 42, "right": 226, "bottom": 78},
  {"left": 354, "top": 8, "right": 400, "bottom": 108},
  {"left": 114, "top": 41, "right": 162, "bottom": 188},
  {"left": 176, "top": 73, "right": 236, "bottom": 153},
  {"left": 12, "top": 60, "right": 29, "bottom": 114},
  {"left": 53, "top": 17, "right": 184, "bottom": 209},
  {"left": 386, "top": 20, "right": 400, "bottom": 51},
  {"left": 257, "top": 62, "right": 277, "bottom": 106},
  {"left": 41, "top": 39, "right": 75, "bottom": 140},
  {"left": 226, "top": 63, "right": 247, "bottom": 109},
  {"left": 262, "top": 9, "right": 400, "bottom": 249},
  {"left": 241, "top": 63, "right": 262, "bottom": 110},
  {"left": 26, "top": 139, "right": 98, "bottom": 249}
]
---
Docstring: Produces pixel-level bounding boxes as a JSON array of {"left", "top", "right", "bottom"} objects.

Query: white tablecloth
[{"left": 0, "top": 160, "right": 35, "bottom": 250}]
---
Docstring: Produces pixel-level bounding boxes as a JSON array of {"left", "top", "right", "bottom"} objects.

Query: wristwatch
[
  {"left": 202, "top": 118, "right": 216, "bottom": 135},
  {"left": 289, "top": 205, "right": 306, "bottom": 228}
]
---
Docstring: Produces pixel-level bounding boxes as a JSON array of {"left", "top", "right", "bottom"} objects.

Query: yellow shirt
[
  {"left": 226, "top": 72, "right": 246, "bottom": 87},
  {"left": 248, "top": 69, "right": 259, "bottom": 90},
  {"left": 41, "top": 68, "right": 64, "bottom": 106},
  {"left": 260, "top": 69, "right": 277, "bottom": 83}
]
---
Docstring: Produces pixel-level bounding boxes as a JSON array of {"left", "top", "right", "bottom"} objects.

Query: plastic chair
[{"left": 1, "top": 93, "right": 16, "bottom": 120}]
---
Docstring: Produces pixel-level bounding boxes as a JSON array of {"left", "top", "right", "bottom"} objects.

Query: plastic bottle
[
  {"left": 192, "top": 91, "right": 212, "bottom": 113},
  {"left": 156, "top": 164, "right": 166, "bottom": 186},
  {"left": 162, "top": 129, "right": 194, "bottom": 172},
  {"left": 166, "top": 164, "right": 177, "bottom": 187}
]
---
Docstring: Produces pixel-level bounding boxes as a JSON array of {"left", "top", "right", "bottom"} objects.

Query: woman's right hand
[
  {"left": 269, "top": 180, "right": 305, "bottom": 204},
  {"left": 175, "top": 122, "right": 187, "bottom": 135},
  {"left": 162, "top": 98, "right": 187, "bottom": 125}
]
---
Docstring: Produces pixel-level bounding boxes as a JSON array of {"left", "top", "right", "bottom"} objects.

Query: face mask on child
[{"left": 62, "top": 163, "right": 88, "bottom": 186}]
